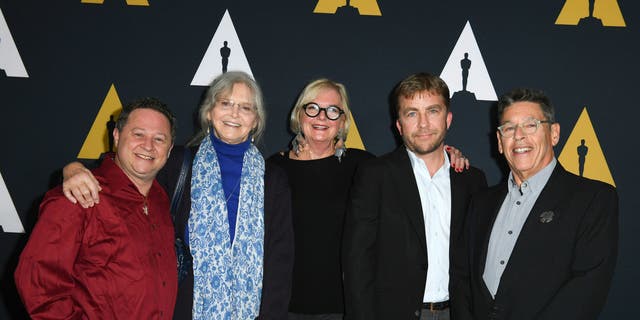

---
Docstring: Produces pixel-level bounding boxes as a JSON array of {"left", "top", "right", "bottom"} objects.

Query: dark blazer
[
  {"left": 343, "top": 147, "right": 487, "bottom": 320},
  {"left": 157, "top": 145, "right": 294, "bottom": 320},
  {"left": 461, "top": 164, "right": 618, "bottom": 320}
]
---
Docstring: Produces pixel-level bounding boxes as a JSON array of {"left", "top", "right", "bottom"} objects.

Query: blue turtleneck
[{"left": 210, "top": 132, "right": 251, "bottom": 244}]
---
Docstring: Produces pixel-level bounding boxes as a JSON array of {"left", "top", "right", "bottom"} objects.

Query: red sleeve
[{"left": 14, "top": 188, "right": 86, "bottom": 320}]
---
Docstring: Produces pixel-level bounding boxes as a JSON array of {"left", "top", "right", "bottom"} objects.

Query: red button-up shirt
[{"left": 15, "top": 157, "right": 177, "bottom": 319}]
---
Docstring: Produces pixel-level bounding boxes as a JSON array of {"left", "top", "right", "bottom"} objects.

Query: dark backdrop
[{"left": 1, "top": 1, "right": 637, "bottom": 318}]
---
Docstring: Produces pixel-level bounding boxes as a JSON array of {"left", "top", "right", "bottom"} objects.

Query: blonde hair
[{"left": 289, "top": 78, "right": 351, "bottom": 141}]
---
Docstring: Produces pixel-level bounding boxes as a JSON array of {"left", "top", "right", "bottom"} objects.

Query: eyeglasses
[
  {"left": 497, "top": 118, "right": 552, "bottom": 138},
  {"left": 303, "top": 103, "right": 344, "bottom": 121},
  {"left": 216, "top": 99, "right": 256, "bottom": 116}
]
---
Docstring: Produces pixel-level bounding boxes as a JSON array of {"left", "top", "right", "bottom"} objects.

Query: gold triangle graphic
[
  {"left": 77, "top": 84, "right": 123, "bottom": 159},
  {"left": 555, "top": 0, "right": 625, "bottom": 27},
  {"left": 314, "top": 0, "right": 382, "bottom": 16},
  {"left": 558, "top": 107, "right": 615, "bottom": 187},
  {"left": 345, "top": 111, "right": 366, "bottom": 150},
  {"left": 81, "top": 0, "right": 150, "bottom": 6}
]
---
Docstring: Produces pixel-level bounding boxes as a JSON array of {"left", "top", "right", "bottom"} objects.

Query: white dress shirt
[{"left": 407, "top": 148, "right": 452, "bottom": 303}]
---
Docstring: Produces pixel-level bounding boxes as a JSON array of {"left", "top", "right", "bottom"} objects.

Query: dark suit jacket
[
  {"left": 343, "top": 147, "right": 487, "bottom": 320},
  {"left": 461, "top": 164, "right": 618, "bottom": 320}
]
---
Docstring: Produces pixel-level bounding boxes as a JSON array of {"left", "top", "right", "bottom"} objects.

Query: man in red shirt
[{"left": 15, "top": 98, "right": 178, "bottom": 319}]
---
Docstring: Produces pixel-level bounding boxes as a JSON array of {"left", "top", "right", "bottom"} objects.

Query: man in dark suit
[
  {"left": 343, "top": 73, "right": 487, "bottom": 320},
  {"left": 459, "top": 88, "right": 618, "bottom": 320}
]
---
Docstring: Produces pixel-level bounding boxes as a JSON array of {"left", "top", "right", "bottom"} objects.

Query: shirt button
[
  {"left": 162, "top": 281, "right": 166, "bottom": 287},
  {"left": 516, "top": 201, "right": 521, "bottom": 205},
  {"left": 508, "top": 230, "right": 513, "bottom": 235},
  {"left": 157, "top": 252, "right": 162, "bottom": 257},
  {"left": 500, "top": 260, "right": 505, "bottom": 265}
]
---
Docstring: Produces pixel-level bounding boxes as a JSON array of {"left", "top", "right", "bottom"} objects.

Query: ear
[
  {"left": 551, "top": 123, "right": 561, "bottom": 146},
  {"left": 113, "top": 128, "right": 120, "bottom": 150},
  {"left": 395, "top": 119, "right": 403, "bottom": 136},
  {"left": 496, "top": 131, "right": 503, "bottom": 154},
  {"left": 167, "top": 144, "right": 174, "bottom": 158},
  {"left": 446, "top": 111, "right": 453, "bottom": 130}
]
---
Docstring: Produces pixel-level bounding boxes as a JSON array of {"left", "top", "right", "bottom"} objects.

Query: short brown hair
[{"left": 393, "top": 72, "right": 450, "bottom": 116}]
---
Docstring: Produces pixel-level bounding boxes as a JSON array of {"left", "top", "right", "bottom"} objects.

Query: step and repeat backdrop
[{"left": 0, "top": 0, "right": 637, "bottom": 318}]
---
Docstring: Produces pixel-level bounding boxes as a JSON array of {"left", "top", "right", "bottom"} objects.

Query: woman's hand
[{"left": 445, "top": 145, "right": 470, "bottom": 173}]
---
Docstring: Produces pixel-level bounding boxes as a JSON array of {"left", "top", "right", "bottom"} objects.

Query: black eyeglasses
[{"left": 303, "top": 103, "right": 344, "bottom": 121}]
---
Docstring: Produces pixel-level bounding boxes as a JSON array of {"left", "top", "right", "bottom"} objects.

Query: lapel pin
[{"left": 539, "top": 211, "right": 554, "bottom": 223}]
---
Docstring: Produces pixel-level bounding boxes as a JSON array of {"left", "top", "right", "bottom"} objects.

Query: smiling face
[
  {"left": 299, "top": 87, "right": 345, "bottom": 146},
  {"left": 207, "top": 82, "right": 258, "bottom": 144},
  {"left": 396, "top": 90, "right": 452, "bottom": 157},
  {"left": 113, "top": 108, "right": 173, "bottom": 190},
  {"left": 497, "top": 101, "right": 560, "bottom": 185}
]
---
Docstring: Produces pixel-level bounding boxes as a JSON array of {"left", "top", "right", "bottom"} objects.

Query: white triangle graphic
[
  {"left": 440, "top": 21, "right": 496, "bottom": 101},
  {"left": 0, "top": 171, "right": 24, "bottom": 233},
  {"left": 191, "top": 10, "right": 253, "bottom": 86},
  {"left": 0, "top": 8, "right": 28, "bottom": 78}
]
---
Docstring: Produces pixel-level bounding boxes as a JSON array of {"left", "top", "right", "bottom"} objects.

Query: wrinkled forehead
[{"left": 501, "top": 101, "right": 545, "bottom": 123}]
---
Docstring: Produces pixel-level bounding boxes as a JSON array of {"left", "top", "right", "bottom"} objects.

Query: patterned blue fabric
[{"left": 189, "top": 135, "right": 265, "bottom": 319}]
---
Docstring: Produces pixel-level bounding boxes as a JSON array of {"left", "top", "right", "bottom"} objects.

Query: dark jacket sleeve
[
  {"left": 343, "top": 160, "right": 383, "bottom": 320},
  {"left": 450, "top": 169, "right": 487, "bottom": 320},
  {"left": 536, "top": 183, "right": 618, "bottom": 319},
  {"left": 258, "top": 161, "right": 294, "bottom": 320}
]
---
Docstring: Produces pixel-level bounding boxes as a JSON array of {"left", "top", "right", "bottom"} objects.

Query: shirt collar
[
  {"left": 405, "top": 147, "right": 450, "bottom": 178},
  {"left": 95, "top": 154, "right": 162, "bottom": 199},
  {"left": 508, "top": 157, "right": 557, "bottom": 196}
]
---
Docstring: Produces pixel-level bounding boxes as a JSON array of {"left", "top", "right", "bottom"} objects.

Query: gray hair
[{"left": 189, "top": 71, "right": 266, "bottom": 146}]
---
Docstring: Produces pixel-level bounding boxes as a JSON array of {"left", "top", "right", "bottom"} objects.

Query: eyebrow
[{"left": 402, "top": 104, "right": 443, "bottom": 110}]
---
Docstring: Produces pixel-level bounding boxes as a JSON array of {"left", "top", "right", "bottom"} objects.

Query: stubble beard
[{"left": 403, "top": 131, "right": 446, "bottom": 156}]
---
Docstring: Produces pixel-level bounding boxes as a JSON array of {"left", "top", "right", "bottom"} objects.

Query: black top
[
  {"left": 268, "top": 148, "right": 374, "bottom": 314},
  {"left": 157, "top": 145, "right": 294, "bottom": 320}
]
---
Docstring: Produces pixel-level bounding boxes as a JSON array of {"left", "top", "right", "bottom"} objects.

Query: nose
[
  {"left": 317, "top": 108, "right": 328, "bottom": 120},
  {"left": 230, "top": 104, "right": 240, "bottom": 117},
  {"left": 142, "top": 136, "right": 154, "bottom": 150},
  {"left": 513, "top": 124, "right": 526, "bottom": 140},
  {"left": 418, "top": 113, "right": 428, "bottom": 128}
]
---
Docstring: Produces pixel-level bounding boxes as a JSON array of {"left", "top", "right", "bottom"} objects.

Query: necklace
[
  {"left": 142, "top": 198, "right": 149, "bottom": 215},
  {"left": 225, "top": 178, "right": 242, "bottom": 204}
]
